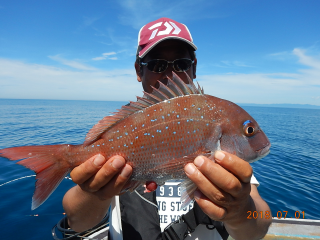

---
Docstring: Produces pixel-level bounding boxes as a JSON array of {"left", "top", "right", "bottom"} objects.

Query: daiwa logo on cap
[
  {"left": 137, "top": 17, "right": 197, "bottom": 58},
  {"left": 148, "top": 21, "right": 181, "bottom": 40}
]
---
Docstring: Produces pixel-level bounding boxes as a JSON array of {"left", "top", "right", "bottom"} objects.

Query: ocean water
[{"left": 0, "top": 99, "right": 319, "bottom": 239}]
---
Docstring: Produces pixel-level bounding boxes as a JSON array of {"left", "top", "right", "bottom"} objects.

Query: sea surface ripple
[{"left": 0, "top": 99, "right": 319, "bottom": 239}]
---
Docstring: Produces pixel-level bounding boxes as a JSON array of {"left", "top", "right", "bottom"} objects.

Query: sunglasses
[{"left": 140, "top": 58, "right": 194, "bottom": 73}]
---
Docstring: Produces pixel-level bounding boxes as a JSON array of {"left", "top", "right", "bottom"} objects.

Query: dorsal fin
[
  {"left": 150, "top": 86, "right": 170, "bottom": 100},
  {"left": 158, "top": 81, "right": 178, "bottom": 98},
  {"left": 143, "top": 91, "right": 163, "bottom": 103},
  {"left": 196, "top": 82, "right": 204, "bottom": 94},
  {"left": 172, "top": 72, "right": 192, "bottom": 95},
  {"left": 185, "top": 72, "right": 201, "bottom": 94},
  {"left": 167, "top": 77, "right": 184, "bottom": 96},
  {"left": 129, "top": 101, "right": 146, "bottom": 109},
  {"left": 136, "top": 96, "right": 154, "bottom": 106},
  {"left": 83, "top": 72, "right": 204, "bottom": 146}
]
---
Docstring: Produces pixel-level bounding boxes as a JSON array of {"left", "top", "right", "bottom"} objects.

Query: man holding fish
[{"left": 63, "top": 17, "right": 272, "bottom": 240}]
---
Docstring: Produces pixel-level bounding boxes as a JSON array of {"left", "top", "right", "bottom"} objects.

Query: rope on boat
[{"left": 0, "top": 175, "right": 72, "bottom": 187}]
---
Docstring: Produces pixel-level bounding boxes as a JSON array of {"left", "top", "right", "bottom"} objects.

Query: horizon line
[{"left": 1, "top": 98, "right": 320, "bottom": 109}]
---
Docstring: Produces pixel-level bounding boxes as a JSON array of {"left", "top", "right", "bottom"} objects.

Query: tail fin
[{"left": 0, "top": 145, "right": 72, "bottom": 210}]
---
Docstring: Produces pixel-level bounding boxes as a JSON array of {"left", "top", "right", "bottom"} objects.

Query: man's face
[{"left": 135, "top": 40, "right": 197, "bottom": 93}]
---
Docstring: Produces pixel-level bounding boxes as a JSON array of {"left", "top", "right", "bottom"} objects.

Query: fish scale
[
  {"left": 0, "top": 72, "right": 271, "bottom": 210},
  {"left": 100, "top": 94, "right": 213, "bottom": 182}
]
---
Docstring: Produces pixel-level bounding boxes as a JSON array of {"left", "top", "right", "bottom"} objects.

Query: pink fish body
[{"left": 0, "top": 73, "right": 270, "bottom": 210}]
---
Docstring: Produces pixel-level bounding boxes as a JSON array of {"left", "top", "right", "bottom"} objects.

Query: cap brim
[{"left": 138, "top": 36, "right": 197, "bottom": 58}]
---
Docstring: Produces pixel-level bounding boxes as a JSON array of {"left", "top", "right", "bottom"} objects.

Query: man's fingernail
[
  {"left": 120, "top": 165, "right": 132, "bottom": 178},
  {"left": 112, "top": 158, "right": 125, "bottom": 169},
  {"left": 194, "top": 156, "right": 204, "bottom": 167},
  {"left": 93, "top": 154, "right": 105, "bottom": 166},
  {"left": 194, "top": 190, "right": 202, "bottom": 200},
  {"left": 185, "top": 163, "right": 196, "bottom": 175},
  {"left": 215, "top": 151, "right": 225, "bottom": 162}
]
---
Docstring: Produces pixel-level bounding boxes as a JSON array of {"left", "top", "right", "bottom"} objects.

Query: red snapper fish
[{"left": 0, "top": 73, "right": 271, "bottom": 210}]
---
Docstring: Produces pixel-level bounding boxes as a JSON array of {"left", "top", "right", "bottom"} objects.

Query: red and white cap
[{"left": 137, "top": 17, "right": 197, "bottom": 58}]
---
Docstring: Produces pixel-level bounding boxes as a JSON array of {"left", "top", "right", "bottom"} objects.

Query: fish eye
[
  {"left": 243, "top": 120, "right": 255, "bottom": 137},
  {"left": 246, "top": 126, "right": 255, "bottom": 135}
]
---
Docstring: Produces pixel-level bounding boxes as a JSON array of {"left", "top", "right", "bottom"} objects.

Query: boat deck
[
  {"left": 83, "top": 217, "right": 320, "bottom": 240},
  {"left": 228, "top": 218, "right": 320, "bottom": 240}
]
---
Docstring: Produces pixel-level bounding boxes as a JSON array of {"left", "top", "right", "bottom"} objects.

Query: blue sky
[{"left": 0, "top": 0, "right": 319, "bottom": 105}]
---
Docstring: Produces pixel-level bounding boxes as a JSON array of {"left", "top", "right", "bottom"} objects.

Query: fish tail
[{"left": 0, "top": 144, "right": 78, "bottom": 210}]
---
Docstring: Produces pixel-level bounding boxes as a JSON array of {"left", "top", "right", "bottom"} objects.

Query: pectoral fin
[{"left": 179, "top": 178, "right": 198, "bottom": 210}]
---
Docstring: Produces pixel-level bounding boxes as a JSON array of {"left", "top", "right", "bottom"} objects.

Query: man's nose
[{"left": 162, "top": 63, "right": 174, "bottom": 81}]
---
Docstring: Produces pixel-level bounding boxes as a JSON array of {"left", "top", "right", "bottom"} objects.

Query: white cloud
[
  {"left": 268, "top": 51, "right": 289, "bottom": 56},
  {"left": 268, "top": 51, "right": 291, "bottom": 57},
  {"left": 266, "top": 50, "right": 296, "bottom": 62},
  {"left": 197, "top": 48, "right": 320, "bottom": 106},
  {"left": 117, "top": 0, "right": 222, "bottom": 29},
  {"left": 92, "top": 56, "right": 106, "bottom": 61},
  {"left": 218, "top": 60, "right": 253, "bottom": 68},
  {"left": 92, "top": 52, "right": 118, "bottom": 61},
  {"left": 1, "top": 48, "right": 319, "bottom": 106},
  {"left": 0, "top": 58, "right": 140, "bottom": 101},
  {"left": 103, "top": 52, "right": 116, "bottom": 56},
  {"left": 293, "top": 48, "right": 320, "bottom": 70},
  {"left": 76, "top": 16, "right": 101, "bottom": 32},
  {"left": 49, "top": 55, "right": 97, "bottom": 71},
  {"left": 83, "top": 16, "right": 100, "bottom": 27}
]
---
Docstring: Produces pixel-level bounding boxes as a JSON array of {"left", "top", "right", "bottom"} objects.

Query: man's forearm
[
  {"left": 63, "top": 185, "right": 111, "bottom": 232},
  {"left": 225, "top": 185, "right": 272, "bottom": 240}
]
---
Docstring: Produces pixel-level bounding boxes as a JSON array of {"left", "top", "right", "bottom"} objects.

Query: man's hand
[
  {"left": 63, "top": 154, "right": 132, "bottom": 232},
  {"left": 70, "top": 154, "right": 132, "bottom": 199},
  {"left": 184, "top": 151, "right": 271, "bottom": 240}
]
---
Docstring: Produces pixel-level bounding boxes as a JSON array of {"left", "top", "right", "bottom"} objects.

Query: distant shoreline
[
  {"left": 239, "top": 103, "right": 320, "bottom": 110},
  {"left": 0, "top": 98, "right": 319, "bottom": 110}
]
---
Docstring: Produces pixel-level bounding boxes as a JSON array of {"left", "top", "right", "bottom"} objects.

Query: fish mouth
[
  {"left": 247, "top": 143, "right": 271, "bottom": 163},
  {"left": 256, "top": 142, "right": 271, "bottom": 157}
]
